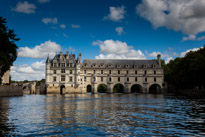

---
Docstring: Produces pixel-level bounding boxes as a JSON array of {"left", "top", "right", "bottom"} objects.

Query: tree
[{"left": 0, "top": 17, "right": 19, "bottom": 84}]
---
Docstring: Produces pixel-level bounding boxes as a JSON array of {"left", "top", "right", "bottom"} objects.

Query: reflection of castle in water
[{"left": 46, "top": 52, "right": 164, "bottom": 94}]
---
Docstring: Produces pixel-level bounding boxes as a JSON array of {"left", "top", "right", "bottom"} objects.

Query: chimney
[
  {"left": 66, "top": 51, "right": 69, "bottom": 59},
  {"left": 157, "top": 54, "right": 161, "bottom": 67},
  {"left": 78, "top": 53, "right": 81, "bottom": 63},
  {"left": 60, "top": 51, "right": 63, "bottom": 59}
]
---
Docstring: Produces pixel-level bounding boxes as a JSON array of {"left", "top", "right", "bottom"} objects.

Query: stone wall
[{"left": 0, "top": 85, "right": 23, "bottom": 97}]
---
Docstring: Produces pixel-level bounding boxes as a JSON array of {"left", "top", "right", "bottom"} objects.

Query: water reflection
[{"left": 0, "top": 94, "right": 205, "bottom": 136}]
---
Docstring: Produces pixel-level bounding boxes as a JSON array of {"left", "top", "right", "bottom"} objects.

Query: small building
[{"left": 46, "top": 52, "right": 164, "bottom": 94}]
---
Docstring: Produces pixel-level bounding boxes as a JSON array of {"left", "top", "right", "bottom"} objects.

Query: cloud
[
  {"left": 115, "top": 27, "right": 124, "bottom": 35},
  {"left": 12, "top": 1, "right": 36, "bottom": 14},
  {"left": 180, "top": 47, "right": 201, "bottom": 57},
  {"left": 137, "top": 0, "right": 205, "bottom": 37},
  {"left": 60, "top": 24, "right": 66, "bottom": 29},
  {"left": 18, "top": 40, "right": 61, "bottom": 59},
  {"left": 71, "top": 24, "right": 80, "bottom": 28},
  {"left": 93, "top": 40, "right": 146, "bottom": 59},
  {"left": 182, "top": 35, "right": 196, "bottom": 41},
  {"left": 10, "top": 61, "right": 45, "bottom": 81},
  {"left": 197, "top": 36, "right": 205, "bottom": 41},
  {"left": 165, "top": 57, "right": 173, "bottom": 64},
  {"left": 63, "top": 33, "right": 68, "bottom": 38},
  {"left": 42, "top": 17, "right": 58, "bottom": 24},
  {"left": 38, "top": 0, "right": 50, "bottom": 4},
  {"left": 104, "top": 6, "right": 126, "bottom": 21}
]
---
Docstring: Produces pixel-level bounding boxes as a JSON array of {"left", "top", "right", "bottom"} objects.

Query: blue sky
[{"left": 1, "top": 0, "right": 205, "bottom": 81}]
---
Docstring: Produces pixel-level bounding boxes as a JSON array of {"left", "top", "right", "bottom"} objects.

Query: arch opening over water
[
  {"left": 113, "top": 84, "right": 124, "bottom": 93},
  {"left": 60, "top": 85, "right": 65, "bottom": 94},
  {"left": 97, "top": 84, "right": 107, "bottom": 93},
  {"left": 131, "top": 84, "right": 143, "bottom": 93},
  {"left": 86, "top": 85, "right": 92, "bottom": 93},
  {"left": 149, "top": 84, "right": 162, "bottom": 94}
]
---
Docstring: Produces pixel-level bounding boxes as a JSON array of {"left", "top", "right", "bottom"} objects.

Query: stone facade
[
  {"left": 46, "top": 52, "right": 164, "bottom": 94},
  {"left": 1, "top": 70, "right": 10, "bottom": 84}
]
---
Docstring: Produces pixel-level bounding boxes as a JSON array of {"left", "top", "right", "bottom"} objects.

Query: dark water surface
[{"left": 0, "top": 94, "right": 205, "bottom": 136}]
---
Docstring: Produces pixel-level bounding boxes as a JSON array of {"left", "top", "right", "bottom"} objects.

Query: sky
[{"left": 0, "top": 0, "right": 205, "bottom": 81}]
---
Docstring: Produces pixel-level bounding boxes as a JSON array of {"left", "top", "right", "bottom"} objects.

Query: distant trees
[
  {"left": 164, "top": 46, "right": 205, "bottom": 90},
  {"left": 0, "top": 17, "right": 19, "bottom": 84}
]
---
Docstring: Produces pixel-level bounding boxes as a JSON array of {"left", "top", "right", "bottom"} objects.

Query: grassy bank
[{"left": 173, "top": 89, "right": 205, "bottom": 99}]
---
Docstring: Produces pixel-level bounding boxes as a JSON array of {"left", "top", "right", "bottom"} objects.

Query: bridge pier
[
  {"left": 107, "top": 82, "right": 113, "bottom": 94},
  {"left": 124, "top": 82, "right": 131, "bottom": 94},
  {"left": 91, "top": 82, "right": 98, "bottom": 94}
]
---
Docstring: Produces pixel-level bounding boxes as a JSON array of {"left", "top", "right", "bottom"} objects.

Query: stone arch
[
  {"left": 131, "top": 84, "right": 143, "bottom": 93},
  {"left": 60, "top": 85, "right": 65, "bottom": 94},
  {"left": 86, "top": 85, "right": 92, "bottom": 93},
  {"left": 97, "top": 83, "right": 107, "bottom": 93},
  {"left": 149, "top": 84, "right": 162, "bottom": 94},
  {"left": 113, "top": 83, "right": 124, "bottom": 93}
]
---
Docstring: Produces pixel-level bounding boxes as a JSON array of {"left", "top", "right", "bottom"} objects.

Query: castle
[{"left": 46, "top": 51, "right": 164, "bottom": 94}]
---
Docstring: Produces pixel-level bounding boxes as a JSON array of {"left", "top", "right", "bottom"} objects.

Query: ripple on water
[{"left": 0, "top": 94, "right": 205, "bottom": 136}]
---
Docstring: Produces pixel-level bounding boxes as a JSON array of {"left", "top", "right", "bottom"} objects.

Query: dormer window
[
  {"left": 153, "top": 64, "right": 156, "bottom": 68},
  {"left": 143, "top": 64, "right": 147, "bottom": 68},
  {"left": 108, "top": 64, "right": 112, "bottom": 67},
  {"left": 53, "top": 63, "right": 57, "bottom": 67},
  {"left": 84, "top": 63, "right": 87, "bottom": 67},
  {"left": 125, "top": 64, "right": 129, "bottom": 68},
  {"left": 117, "top": 64, "right": 121, "bottom": 68},
  {"left": 69, "top": 63, "right": 73, "bottom": 67},
  {"left": 92, "top": 63, "right": 96, "bottom": 67},
  {"left": 134, "top": 64, "right": 138, "bottom": 68},
  {"left": 61, "top": 63, "right": 65, "bottom": 67},
  {"left": 100, "top": 63, "right": 104, "bottom": 67}
]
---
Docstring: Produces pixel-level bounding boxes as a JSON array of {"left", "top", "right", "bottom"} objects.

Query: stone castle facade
[{"left": 46, "top": 51, "right": 164, "bottom": 94}]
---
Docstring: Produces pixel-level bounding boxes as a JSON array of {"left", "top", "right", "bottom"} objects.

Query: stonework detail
[{"left": 46, "top": 52, "right": 164, "bottom": 94}]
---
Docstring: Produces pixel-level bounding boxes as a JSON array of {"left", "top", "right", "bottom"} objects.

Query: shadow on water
[{"left": 0, "top": 94, "right": 205, "bottom": 136}]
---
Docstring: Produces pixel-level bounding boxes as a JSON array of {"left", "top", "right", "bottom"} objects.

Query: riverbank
[
  {"left": 173, "top": 89, "right": 205, "bottom": 99},
  {"left": 0, "top": 85, "right": 23, "bottom": 97}
]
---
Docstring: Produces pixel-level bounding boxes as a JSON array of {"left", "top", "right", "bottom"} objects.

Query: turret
[
  {"left": 77, "top": 53, "right": 81, "bottom": 64},
  {"left": 59, "top": 51, "right": 63, "bottom": 59},
  {"left": 157, "top": 54, "right": 161, "bottom": 67}
]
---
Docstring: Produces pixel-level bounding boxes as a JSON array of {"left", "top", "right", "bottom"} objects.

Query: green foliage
[
  {"left": 164, "top": 46, "right": 205, "bottom": 89},
  {"left": 0, "top": 17, "right": 19, "bottom": 82},
  {"left": 97, "top": 84, "right": 107, "bottom": 93},
  {"left": 113, "top": 84, "right": 124, "bottom": 93}
]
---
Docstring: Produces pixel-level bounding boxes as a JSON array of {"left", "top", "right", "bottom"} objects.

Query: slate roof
[{"left": 82, "top": 59, "right": 161, "bottom": 69}]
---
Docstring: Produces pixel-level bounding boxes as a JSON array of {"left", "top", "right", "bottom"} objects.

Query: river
[{"left": 0, "top": 94, "right": 205, "bottom": 136}]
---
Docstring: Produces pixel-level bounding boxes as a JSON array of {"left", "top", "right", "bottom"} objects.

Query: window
[
  {"left": 61, "top": 75, "right": 65, "bottom": 81},
  {"left": 70, "top": 63, "right": 72, "bottom": 67},
  {"left": 109, "top": 70, "right": 111, "bottom": 74},
  {"left": 154, "top": 70, "right": 156, "bottom": 75},
  {"left": 101, "top": 70, "right": 103, "bottom": 74},
  {"left": 144, "top": 70, "right": 147, "bottom": 75},
  {"left": 61, "top": 63, "right": 65, "bottom": 67},
  {"left": 154, "top": 77, "right": 156, "bottom": 82},
  {"left": 118, "top": 77, "right": 120, "bottom": 82},
  {"left": 84, "top": 77, "right": 86, "bottom": 82},
  {"left": 118, "top": 70, "right": 120, "bottom": 74},
  {"left": 70, "top": 70, "right": 72, "bottom": 74},
  {"left": 94, "top": 70, "right": 96, "bottom": 74},
  {"left": 84, "top": 70, "right": 86, "bottom": 74},
  {"left": 54, "top": 63, "right": 57, "bottom": 67},
  {"left": 69, "top": 77, "right": 72, "bottom": 82},
  {"left": 135, "top": 70, "right": 137, "bottom": 74},
  {"left": 109, "top": 77, "right": 112, "bottom": 82},
  {"left": 126, "top": 64, "right": 129, "bottom": 68},
  {"left": 101, "top": 77, "right": 103, "bottom": 82},
  {"left": 53, "top": 76, "right": 56, "bottom": 82},
  {"left": 135, "top": 77, "right": 137, "bottom": 82},
  {"left": 54, "top": 70, "right": 56, "bottom": 74},
  {"left": 61, "top": 69, "right": 65, "bottom": 73},
  {"left": 145, "top": 77, "right": 147, "bottom": 82},
  {"left": 127, "top": 70, "right": 129, "bottom": 74},
  {"left": 127, "top": 77, "right": 129, "bottom": 82},
  {"left": 93, "top": 77, "right": 96, "bottom": 82}
]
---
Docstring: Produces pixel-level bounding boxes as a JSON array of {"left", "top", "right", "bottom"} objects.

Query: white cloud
[
  {"left": 115, "top": 27, "right": 124, "bottom": 35},
  {"left": 12, "top": 1, "right": 36, "bottom": 14},
  {"left": 137, "top": 0, "right": 205, "bottom": 37},
  {"left": 38, "top": 0, "right": 50, "bottom": 4},
  {"left": 71, "top": 24, "right": 80, "bottom": 28},
  {"left": 197, "top": 36, "right": 205, "bottom": 41},
  {"left": 165, "top": 57, "right": 173, "bottom": 64},
  {"left": 182, "top": 35, "right": 196, "bottom": 41},
  {"left": 60, "top": 24, "right": 66, "bottom": 29},
  {"left": 104, "top": 6, "right": 126, "bottom": 21},
  {"left": 63, "top": 33, "right": 68, "bottom": 38},
  {"left": 42, "top": 17, "right": 58, "bottom": 24},
  {"left": 10, "top": 61, "right": 45, "bottom": 81},
  {"left": 93, "top": 40, "right": 146, "bottom": 59},
  {"left": 180, "top": 47, "right": 201, "bottom": 57},
  {"left": 18, "top": 40, "right": 61, "bottom": 59}
]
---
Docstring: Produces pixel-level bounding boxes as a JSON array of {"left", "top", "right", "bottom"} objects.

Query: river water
[{"left": 0, "top": 94, "right": 205, "bottom": 136}]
